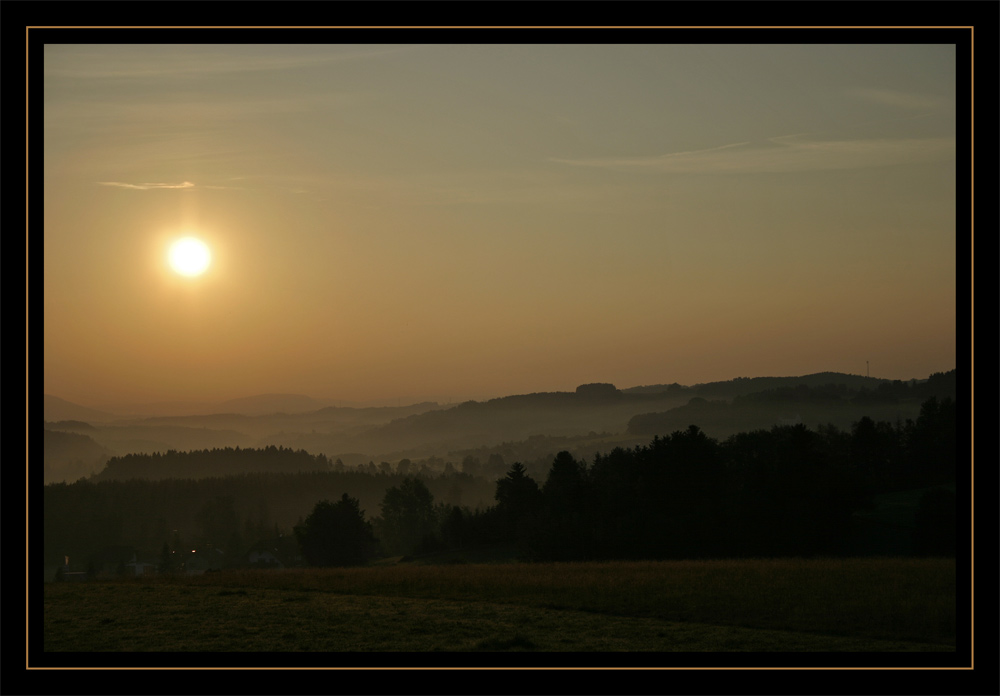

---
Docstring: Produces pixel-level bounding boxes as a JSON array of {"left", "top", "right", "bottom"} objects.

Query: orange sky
[{"left": 41, "top": 40, "right": 959, "bottom": 408}]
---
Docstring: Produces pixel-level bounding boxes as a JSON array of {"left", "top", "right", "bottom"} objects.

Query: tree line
[
  {"left": 295, "top": 396, "right": 958, "bottom": 566},
  {"left": 43, "top": 467, "right": 495, "bottom": 573},
  {"left": 45, "top": 396, "right": 957, "bottom": 574}
]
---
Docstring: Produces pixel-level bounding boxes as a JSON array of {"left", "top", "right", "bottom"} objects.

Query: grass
[{"left": 41, "top": 557, "right": 956, "bottom": 653}]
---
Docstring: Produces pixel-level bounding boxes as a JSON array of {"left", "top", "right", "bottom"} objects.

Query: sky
[{"left": 41, "top": 40, "right": 959, "bottom": 408}]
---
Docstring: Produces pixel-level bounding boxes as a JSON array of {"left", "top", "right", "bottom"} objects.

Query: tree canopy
[
  {"left": 376, "top": 478, "right": 438, "bottom": 556},
  {"left": 294, "top": 494, "right": 377, "bottom": 567}
]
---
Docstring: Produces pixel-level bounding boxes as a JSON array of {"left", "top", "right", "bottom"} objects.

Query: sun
[{"left": 168, "top": 237, "right": 212, "bottom": 277}]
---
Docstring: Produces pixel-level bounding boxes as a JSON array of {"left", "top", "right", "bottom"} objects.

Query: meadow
[{"left": 41, "top": 557, "right": 957, "bottom": 655}]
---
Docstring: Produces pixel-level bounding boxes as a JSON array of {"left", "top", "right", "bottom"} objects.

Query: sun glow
[{"left": 168, "top": 237, "right": 212, "bottom": 277}]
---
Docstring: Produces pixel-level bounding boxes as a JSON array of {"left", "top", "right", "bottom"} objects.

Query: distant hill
[
  {"left": 214, "top": 393, "right": 332, "bottom": 416},
  {"left": 95, "top": 394, "right": 330, "bottom": 418},
  {"left": 43, "top": 395, "right": 120, "bottom": 423},
  {"left": 45, "top": 420, "right": 98, "bottom": 432},
  {"left": 42, "top": 370, "right": 954, "bottom": 463},
  {"left": 43, "top": 393, "right": 371, "bottom": 420},
  {"left": 331, "top": 387, "right": 687, "bottom": 459},
  {"left": 80, "top": 424, "right": 257, "bottom": 457},
  {"left": 623, "top": 372, "right": 896, "bottom": 398},
  {"left": 257, "top": 372, "right": 956, "bottom": 461},
  {"left": 42, "top": 429, "right": 114, "bottom": 483},
  {"left": 626, "top": 370, "right": 957, "bottom": 438}
]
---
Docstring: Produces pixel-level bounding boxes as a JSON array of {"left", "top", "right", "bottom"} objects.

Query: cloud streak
[
  {"left": 551, "top": 135, "right": 955, "bottom": 175},
  {"left": 97, "top": 181, "right": 195, "bottom": 190}
]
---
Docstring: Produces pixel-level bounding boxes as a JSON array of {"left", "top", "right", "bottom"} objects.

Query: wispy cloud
[
  {"left": 97, "top": 180, "right": 248, "bottom": 191},
  {"left": 551, "top": 135, "right": 955, "bottom": 175},
  {"left": 97, "top": 181, "right": 196, "bottom": 190}
]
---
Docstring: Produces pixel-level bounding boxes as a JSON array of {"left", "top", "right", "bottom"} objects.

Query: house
[
  {"left": 124, "top": 554, "right": 157, "bottom": 576},
  {"left": 244, "top": 536, "right": 300, "bottom": 568},
  {"left": 247, "top": 550, "right": 283, "bottom": 568},
  {"left": 91, "top": 544, "right": 140, "bottom": 575}
]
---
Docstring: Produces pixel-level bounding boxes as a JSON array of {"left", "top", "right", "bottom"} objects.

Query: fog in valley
[{"left": 44, "top": 370, "right": 954, "bottom": 486}]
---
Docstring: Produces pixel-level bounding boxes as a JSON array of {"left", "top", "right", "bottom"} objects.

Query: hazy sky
[{"left": 42, "top": 41, "right": 958, "bottom": 407}]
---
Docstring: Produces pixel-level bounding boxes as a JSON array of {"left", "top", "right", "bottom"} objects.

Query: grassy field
[{"left": 41, "top": 557, "right": 957, "bottom": 654}]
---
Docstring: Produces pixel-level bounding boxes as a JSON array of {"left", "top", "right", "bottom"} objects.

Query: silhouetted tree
[
  {"left": 294, "top": 494, "right": 377, "bottom": 567},
  {"left": 542, "top": 452, "right": 588, "bottom": 508},
  {"left": 639, "top": 426, "right": 726, "bottom": 558},
  {"left": 376, "top": 478, "right": 437, "bottom": 555},
  {"left": 531, "top": 452, "right": 594, "bottom": 560},
  {"left": 907, "top": 397, "right": 957, "bottom": 486},
  {"left": 589, "top": 446, "right": 646, "bottom": 558},
  {"left": 494, "top": 462, "right": 540, "bottom": 543},
  {"left": 439, "top": 505, "right": 467, "bottom": 549}
]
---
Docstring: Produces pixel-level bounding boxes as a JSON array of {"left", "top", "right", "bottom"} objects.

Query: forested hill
[
  {"left": 332, "top": 371, "right": 957, "bottom": 456},
  {"left": 44, "top": 371, "right": 956, "bottom": 469},
  {"left": 623, "top": 370, "right": 955, "bottom": 399},
  {"left": 91, "top": 446, "right": 333, "bottom": 482},
  {"left": 328, "top": 386, "right": 685, "bottom": 457},
  {"left": 43, "top": 429, "right": 113, "bottom": 484},
  {"left": 627, "top": 371, "right": 957, "bottom": 436}
]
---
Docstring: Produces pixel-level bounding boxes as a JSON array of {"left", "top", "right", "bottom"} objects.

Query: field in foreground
[{"left": 42, "top": 558, "right": 956, "bottom": 653}]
